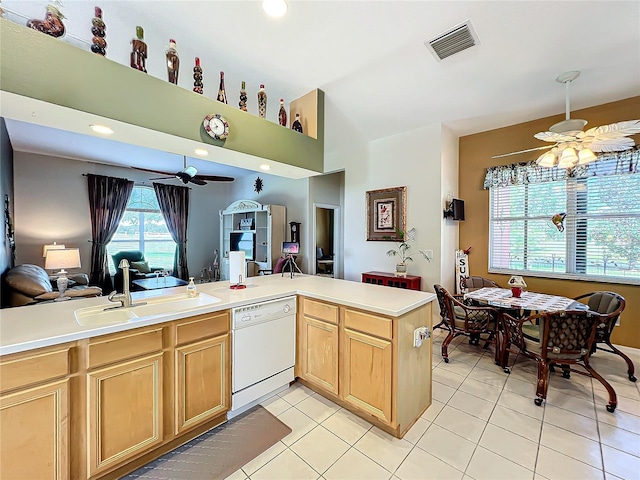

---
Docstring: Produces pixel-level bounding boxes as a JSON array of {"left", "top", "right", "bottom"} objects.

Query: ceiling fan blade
[
  {"left": 491, "top": 145, "right": 554, "bottom": 159},
  {"left": 188, "top": 177, "right": 208, "bottom": 186},
  {"left": 148, "top": 176, "right": 176, "bottom": 180},
  {"left": 132, "top": 166, "right": 175, "bottom": 176},
  {"left": 195, "top": 174, "right": 235, "bottom": 182}
]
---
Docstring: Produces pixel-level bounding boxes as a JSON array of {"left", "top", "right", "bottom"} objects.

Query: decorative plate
[{"left": 203, "top": 113, "right": 229, "bottom": 140}]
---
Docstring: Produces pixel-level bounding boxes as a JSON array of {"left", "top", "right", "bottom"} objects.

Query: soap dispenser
[{"left": 187, "top": 277, "right": 197, "bottom": 297}]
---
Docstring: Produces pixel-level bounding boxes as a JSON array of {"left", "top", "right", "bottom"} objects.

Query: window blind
[{"left": 489, "top": 173, "right": 640, "bottom": 284}]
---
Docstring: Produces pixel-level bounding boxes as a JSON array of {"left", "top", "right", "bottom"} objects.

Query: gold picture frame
[{"left": 366, "top": 186, "right": 406, "bottom": 241}]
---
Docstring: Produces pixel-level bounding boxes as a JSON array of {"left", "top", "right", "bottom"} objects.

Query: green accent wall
[{"left": 0, "top": 19, "right": 324, "bottom": 173}]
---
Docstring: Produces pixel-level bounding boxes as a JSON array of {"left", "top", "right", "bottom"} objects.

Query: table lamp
[
  {"left": 45, "top": 248, "right": 81, "bottom": 301},
  {"left": 42, "top": 242, "right": 65, "bottom": 261},
  {"left": 508, "top": 275, "right": 527, "bottom": 298}
]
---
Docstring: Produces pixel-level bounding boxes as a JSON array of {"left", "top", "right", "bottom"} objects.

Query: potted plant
[{"left": 386, "top": 227, "right": 431, "bottom": 275}]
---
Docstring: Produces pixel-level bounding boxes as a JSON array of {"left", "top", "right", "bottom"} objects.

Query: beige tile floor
[{"left": 226, "top": 328, "right": 640, "bottom": 480}]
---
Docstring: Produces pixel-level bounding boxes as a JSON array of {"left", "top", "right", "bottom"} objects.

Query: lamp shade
[
  {"left": 558, "top": 147, "right": 578, "bottom": 168},
  {"left": 42, "top": 242, "right": 65, "bottom": 258},
  {"left": 508, "top": 275, "right": 527, "bottom": 287},
  {"left": 45, "top": 248, "right": 81, "bottom": 271},
  {"left": 537, "top": 151, "right": 556, "bottom": 167},
  {"left": 578, "top": 148, "right": 597, "bottom": 165}
]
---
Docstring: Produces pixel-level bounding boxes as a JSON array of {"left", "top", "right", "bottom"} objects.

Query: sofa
[{"left": 3, "top": 264, "right": 102, "bottom": 307}]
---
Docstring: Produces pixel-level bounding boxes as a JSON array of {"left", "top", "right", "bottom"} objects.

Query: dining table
[{"left": 463, "top": 287, "right": 587, "bottom": 314}]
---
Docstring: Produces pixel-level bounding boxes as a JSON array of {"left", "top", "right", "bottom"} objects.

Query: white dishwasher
[{"left": 229, "top": 296, "right": 296, "bottom": 418}]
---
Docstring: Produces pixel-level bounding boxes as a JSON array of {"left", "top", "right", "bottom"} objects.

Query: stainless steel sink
[{"left": 75, "top": 293, "right": 221, "bottom": 326}]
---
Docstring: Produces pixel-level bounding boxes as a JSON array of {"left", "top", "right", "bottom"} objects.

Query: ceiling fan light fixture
[
  {"left": 578, "top": 148, "right": 597, "bottom": 165},
  {"left": 537, "top": 151, "right": 557, "bottom": 167},
  {"left": 90, "top": 124, "right": 113, "bottom": 135},
  {"left": 558, "top": 147, "right": 578, "bottom": 168}
]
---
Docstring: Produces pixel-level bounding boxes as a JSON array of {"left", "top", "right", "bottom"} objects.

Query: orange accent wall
[{"left": 459, "top": 96, "right": 640, "bottom": 349}]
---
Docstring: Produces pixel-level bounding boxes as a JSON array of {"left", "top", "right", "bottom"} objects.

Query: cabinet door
[
  {"left": 175, "top": 334, "right": 229, "bottom": 435},
  {"left": 341, "top": 328, "right": 393, "bottom": 425},
  {"left": 87, "top": 353, "right": 163, "bottom": 477},
  {"left": 299, "top": 315, "right": 339, "bottom": 395},
  {"left": 0, "top": 379, "right": 69, "bottom": 480}
]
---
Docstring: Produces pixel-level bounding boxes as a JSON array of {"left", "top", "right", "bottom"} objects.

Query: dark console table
[{"left": 362, "top": 271, "right": 422, "bottom": 291}]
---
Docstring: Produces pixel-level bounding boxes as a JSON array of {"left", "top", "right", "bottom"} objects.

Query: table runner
[{"left": 464, "top": 287, "right": 579, "bottom": 312}]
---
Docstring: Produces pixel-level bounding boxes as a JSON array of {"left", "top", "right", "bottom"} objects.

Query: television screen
[{"left": 230, "top": 232, "right": 255, "bottom": 260}]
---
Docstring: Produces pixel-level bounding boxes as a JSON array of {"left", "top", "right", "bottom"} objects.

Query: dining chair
[
  {"left": 462, "top": 276, "right": 500, "bottom": 292},
  {"left": 434, "top": 284, "right": 499, "bottom": 364},
  {"left": 500, "top": 309, "right": 617, "bottom": 412},
  {"left": 573, "top": 291, "right": 635, "bottom": 382}
]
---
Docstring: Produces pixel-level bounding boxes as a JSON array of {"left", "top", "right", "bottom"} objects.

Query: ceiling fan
[
  {"left": 492, "top": 71, "right": 640, "bottom": 168},
  {"left": 133, "top": 156, "right": 234, "bottom": 185}
]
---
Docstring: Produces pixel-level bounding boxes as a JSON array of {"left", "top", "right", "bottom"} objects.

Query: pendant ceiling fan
[
  {"left": 493, "top": 71, "right": 640, "bottom": 168},
  {"left": 134, "top": 156, "right": 234, "bottom": 185}
]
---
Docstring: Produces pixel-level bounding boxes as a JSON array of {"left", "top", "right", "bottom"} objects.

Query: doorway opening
[{"left": 314, "top": 204, "right": 339, "bottom": 278}]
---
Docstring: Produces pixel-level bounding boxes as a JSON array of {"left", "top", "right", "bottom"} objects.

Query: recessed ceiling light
[
  {"left": 90, "top": 124, "right": 113, "bottom": 135},
  {"left": 262, "top": 0, "right": 287, "bottom": 18},
  {"left": 260, "top": 164, "right": 271, "bottom": 171},
  {"left": 194, "top": 148, "right": 209, "bottom": 156}
]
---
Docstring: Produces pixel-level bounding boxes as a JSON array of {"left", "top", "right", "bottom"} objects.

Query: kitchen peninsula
[{"left": 0, "top": 274, "right": 435, "bottom": 480}]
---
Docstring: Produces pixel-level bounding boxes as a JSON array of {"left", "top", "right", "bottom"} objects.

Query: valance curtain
[
  {"left": 484, "top": 147, "right": 639, "bottom": 189},
  {"left": 153, "top": 182, "right": 189, "bottom": 280},
  {"left": 87, "top": 174, "right": 134, "bottom": 291}
]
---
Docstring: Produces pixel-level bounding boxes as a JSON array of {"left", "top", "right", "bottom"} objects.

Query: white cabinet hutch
[{"left": 219, "top": 200, "right": 286, "bottom": 280}]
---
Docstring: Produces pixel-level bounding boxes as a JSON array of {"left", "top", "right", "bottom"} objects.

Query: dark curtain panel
[
  {"left": 153, "top": 182, "right": 189, "bottom": 280},
  {"left": 87, "top": 174, "right": 134, "bottom": 291}
]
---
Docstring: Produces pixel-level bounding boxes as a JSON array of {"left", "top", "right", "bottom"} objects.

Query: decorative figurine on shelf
[
  {"left": 257, "top": 84, "right": 267, "bottom": 118},
  {"left": 192, "top": 57, "right": 203, "bottom": 94},
  {"left": 166, "top": 39, "right": 179, "bottom": 84},
  {"left": 239, "top": 81, "right": 248, "bottom": 111},
  {"left": 217, "top": 72, "right": 228, "bottom": 103},
  {"left": 90, "top": 7, "right": 107, "bottom": 56},
  {"left": 291, "top": 113, "right": 303, "bottom": 133},
  {"left": 130, "top": 26, "right": 147, "bottom": 73},
  {"left": 278, "top": 99, "right": 287, "bottom": 127},
  {"left": 27, "top": 0, "right": 66, "bottom": 38}
]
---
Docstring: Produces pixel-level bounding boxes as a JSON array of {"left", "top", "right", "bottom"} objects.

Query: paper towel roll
[{"left": 229, "top": 250, "right": 246, "bottom": 285}]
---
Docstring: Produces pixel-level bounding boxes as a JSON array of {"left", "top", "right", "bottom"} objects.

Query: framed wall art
[{"left": 366, "top": 186, "right": 406, "bottom": 241}]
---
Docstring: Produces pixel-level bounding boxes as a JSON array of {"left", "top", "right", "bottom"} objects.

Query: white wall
[
  {"left": 13, "top": 151, "right": 232, "bottom": 277},
  {"left": 440, "top": 125, "right": 459, "bottom": 292}
]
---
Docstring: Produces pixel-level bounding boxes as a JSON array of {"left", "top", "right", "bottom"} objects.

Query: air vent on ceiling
[{"left": 425, "top": 21, "right": 479, "bottom": 61}]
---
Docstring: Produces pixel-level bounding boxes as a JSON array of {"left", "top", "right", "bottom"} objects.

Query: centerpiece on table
[{"left": 386, "top": 227, "right": 431, "bottom": 276}]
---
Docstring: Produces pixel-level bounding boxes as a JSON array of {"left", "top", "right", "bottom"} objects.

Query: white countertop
[{"left": 0, "top": 274, "right": 435, "bottom": 356}]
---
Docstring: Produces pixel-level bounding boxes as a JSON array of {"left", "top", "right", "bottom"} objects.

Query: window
[
  {"left": 106, "top": 186, "right": 176, "bottom": 274},
  {"left": 489, "top": 170, "right": 640, "bottom": 285}
]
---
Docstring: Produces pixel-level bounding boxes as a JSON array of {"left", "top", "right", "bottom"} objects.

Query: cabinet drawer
[
  {"left": 344, "top": 308, "right": 392, "bottom": 340},
  {"left": 0, "top": 345, "right": 70, "bottom": 394},
  {"left": 174, "top": 312, "right": 229, "bottom": 346},
  {"left": 302, "top": 297, "right": 338, "bottom": 324},
  {"left": 88, "top": 327, "right": 163, "bottom": 369}
]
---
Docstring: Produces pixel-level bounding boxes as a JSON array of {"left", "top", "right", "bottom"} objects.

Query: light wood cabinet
[
  {"left": 0, "top": 344, "right": 71, "bottom": 480},
  {"left": 175, "top": 334, "right": 229, "bottom": 434},
  {"left": 296, "top": 296, "right": 433, "bottom": 438},
  {"left": 87, "top": 352, "right": 163, "bottom": 477},
  {"left": 340, "top": 328, "right": 392, "bottom": 424},
  {"left": 299, "top": 315, "right": 339, "bottom": 395},
  {"left": 0, "top": 379, "right": 69, "bottom": 480}
]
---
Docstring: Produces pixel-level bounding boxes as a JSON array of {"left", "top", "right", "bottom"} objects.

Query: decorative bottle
[
  {"left": 239, "top": 81, "right": 248, "bottom": 111},
  {"left": 193, "top": 57, "right": 203, "bottom": 94},
  {"left": 187, "top": 277, "right": 197, "bottom": 297},
  {"left": 90, "top": 7, "right": 107, "bottom": 56},
  {"left": 257, "top": 84, "right": 267, "bottom": 118},
  {"left": 130, "top": 26, "right": 147, "bottom": 73},
  {"left": 166, "top": 39, "right": 179, "bottom": 84},
  {"left": 217, "top": 72, "right": 228, "bottom": 104},
  {"left": 291, "top": 113, "right": 303, "bottom": 133},
  {"left": 27, "top": 0, "right": 66, "bottom": 38},
  {"left": 278, "top": 99, "right": 287, "bottom": 127}
]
